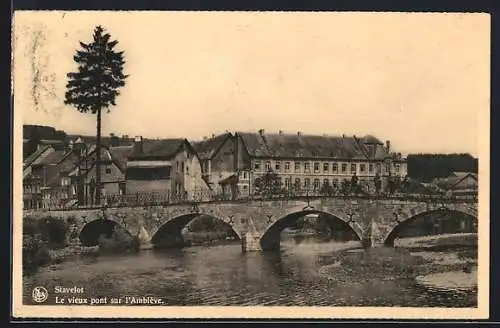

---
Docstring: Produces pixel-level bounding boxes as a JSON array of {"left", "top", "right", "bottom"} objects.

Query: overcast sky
[{"left": 13, "top": 11, "right": 489, "bottom": 156}]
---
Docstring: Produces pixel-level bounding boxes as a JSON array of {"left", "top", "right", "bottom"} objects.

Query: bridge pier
[{"left": 241, "top": 232, "right": 262, "bottom": 252}]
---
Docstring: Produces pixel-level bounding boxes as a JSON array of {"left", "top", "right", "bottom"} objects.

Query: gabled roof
[
  {"left": 191, "top": 133, "right": 232, "bottom": 160},
  {"left": 451, "top": 171, "right": 478, "bottom": 180},
  {"left": 128, "top": 138, "right": 194, "bottom": 160},
  {"left": 37, "top": 150, "right": 67, "bottom": 166},
  {"left": 432, "top": 172, "right": 478, "bottom": 191},
  {"left": 109, "top": 146, "right": 134, "bottom": 172},
  {"left": 69, "top": 146, "right": 121, "bottom": 175},
  {"left": 24, "top": 145, "right": 52, "bottom": 168},
  {"left": 236, "top": 131, "right": 390, "bottom": 160}
]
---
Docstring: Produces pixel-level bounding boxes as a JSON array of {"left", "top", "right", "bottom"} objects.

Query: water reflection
[{"left": 23, "top": 237, "right": 476, "bottom": 307}]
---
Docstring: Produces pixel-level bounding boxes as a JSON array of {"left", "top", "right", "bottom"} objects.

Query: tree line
[
  {"left": 253, "top": 170, "right": 411, "bottom": 197},
  {"left": 406, "top": 153, "right": 478, "bottom": 182}
]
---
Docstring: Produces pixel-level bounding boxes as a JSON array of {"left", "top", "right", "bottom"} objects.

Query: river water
[{"left": 23, "top": 238, "right": 477, "bottom": 307}]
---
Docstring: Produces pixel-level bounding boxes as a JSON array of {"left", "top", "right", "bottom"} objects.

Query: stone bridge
[{"left": 23, "top": 197, "right": 478, "bottom": 252}]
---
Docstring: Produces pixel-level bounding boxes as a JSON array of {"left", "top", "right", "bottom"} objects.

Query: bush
[
  {"left": 23, "top": 216, "right": 68, "bottom": 249},
  {"left": 23, "top": 234, "right": 51, "bottom": 274}
]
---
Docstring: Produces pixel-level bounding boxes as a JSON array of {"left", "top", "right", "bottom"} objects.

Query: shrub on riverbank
[
  {"left": 23, "top": 215, "right": 72, "bottom": 274},
  {"left": 22, "top": 234, "right": 51, "bottom": 275},
  {"left": 23, "top": 215, "right": 68, "bottom": 249}
]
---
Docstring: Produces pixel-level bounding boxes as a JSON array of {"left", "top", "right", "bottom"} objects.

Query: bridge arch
[
  {"left": 259, "top": 209, "right": 363, "bottom": 251},
  {"left": 383, "top": 208, "right": 477, "bottom": 247},
  {"left": 79, "top": 218, "right": 133, "bottom": 247},
  {"left": 151, "top": 213, "right": 242, "bottom": 249}
]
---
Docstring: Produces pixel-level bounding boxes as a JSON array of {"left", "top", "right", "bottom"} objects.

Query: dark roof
[
  {"left": 128, "top": 138, "right": 188, "bottom": 159},
  {"left": 433, "top": 173, "right": 478, "bottom": 191},
  {"left": 37, "top": 150, "right": 67, "bottom": 165},
  {"left": 42, "top": 152, "right": 81, "bottom": 187},
  {"left": 55, "top": 152, "right": 81, "bottom": 174},
  {"left": 236, "top": 132, "right": 390, "bottom": 160},
  {"left": 24, "top": 145, "right": 51, "bottom": 168},
  {"left": 191, "top": 133, "right": 232, "bottom": 160},
  {"left": 109, "top": 146, "right": 134, "bottom": 171}
]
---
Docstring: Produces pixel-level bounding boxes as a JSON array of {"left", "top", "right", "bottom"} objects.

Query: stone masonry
[{"left": 23, "top": 197, "right": 478, "bottom": 252}]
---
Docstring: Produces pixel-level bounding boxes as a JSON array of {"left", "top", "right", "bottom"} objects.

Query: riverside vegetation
[{"left": 22, "top": 215, "right": 140, "bottom": 275}]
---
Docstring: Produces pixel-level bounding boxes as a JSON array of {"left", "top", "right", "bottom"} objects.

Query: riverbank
[{"left": 318, "top": 233, "right": 477, "bottom": 299}]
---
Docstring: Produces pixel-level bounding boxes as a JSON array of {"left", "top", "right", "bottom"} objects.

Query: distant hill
[
  {"left": 407, "top": 153, "right": 478, "bottom": 182},
  {"left": 23, "top": 124, "right": 67, "bottom": 140}
]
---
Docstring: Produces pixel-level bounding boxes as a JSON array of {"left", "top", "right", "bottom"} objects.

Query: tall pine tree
[{"left": 65, "top": 26, "right": 128, "bottom": 205}]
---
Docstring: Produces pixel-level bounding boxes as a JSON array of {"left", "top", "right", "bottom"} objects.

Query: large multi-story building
[{"left": 194, "top": 130, "right": 408, "bottom": 198}]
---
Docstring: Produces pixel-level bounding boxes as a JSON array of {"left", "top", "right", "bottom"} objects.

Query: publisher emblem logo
[{"left": 32, "top": 286, "right": 48, "bottom": 303}]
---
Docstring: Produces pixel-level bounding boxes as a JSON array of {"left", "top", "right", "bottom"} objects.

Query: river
[{"left": 23, "top": 236, "right": 477, "bottom": 307}]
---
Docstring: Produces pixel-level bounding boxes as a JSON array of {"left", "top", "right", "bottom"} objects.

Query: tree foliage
[
  {"left": 320, "top": 182, "right": 335, "bottom": 196},
  {"left": 341, "top": 179, "right": 350, "bottom": 195},
  {"left": 64, "top": 26, "right": 128, "bottom": 113},
  {"left": 254, "top": 170, "right": 282, "bottom": 196}
]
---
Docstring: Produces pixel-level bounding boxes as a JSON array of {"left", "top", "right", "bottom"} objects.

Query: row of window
[
  {"left": 262, "top": 177, "right": 371, "bottom": 189},
  {"left": 254, "top": 161, "right": 401, "bottom": 174}
]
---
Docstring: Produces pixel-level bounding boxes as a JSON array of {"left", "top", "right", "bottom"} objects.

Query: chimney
[
  {"left": 134, "top": 136, "right": 143, "bottom": 153},
  {"left": 258, "top": 129, "right": 265, "bottom": 136},
  {"left": 342, "top": 134, "right": 345, "bottom": 138},
  {"left": 297, "top": 131, "right": 301, "bottom": 136},
  {"left": 386, "top": 140, "right": 391, "bottom": 153}
]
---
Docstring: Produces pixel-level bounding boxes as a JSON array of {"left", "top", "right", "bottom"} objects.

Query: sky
[{"left": 13, "top": 11, "right": 489, "bottom": 156}]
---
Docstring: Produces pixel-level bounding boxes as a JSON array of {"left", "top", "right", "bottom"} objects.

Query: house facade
[
  {"left": 68, "top": 145, "right": 133, "bottom": 206},
  {"left": 125, "top": 137, "right": 211, "bottom": 201},
  {"left": 23, "top": 145, "right": 57, "bottom": 209},
  {"left": 25, "top": 148, "right": 81, "bottom": 209}
]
